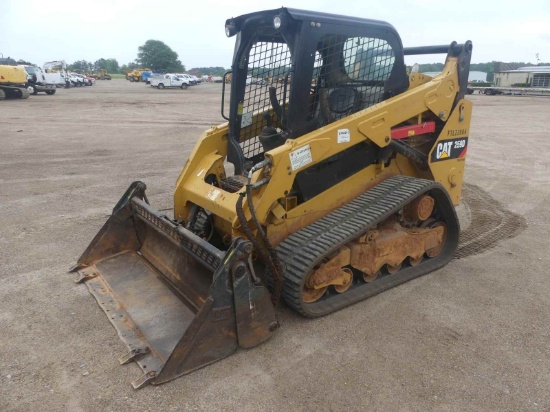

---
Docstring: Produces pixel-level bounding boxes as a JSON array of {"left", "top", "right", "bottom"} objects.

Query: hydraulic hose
[
  {"left": 236, "top": 193, "right": 282, "bottom": 305},
  {"left": 242, "top": 159, "right": 283, "bottom": 304}
]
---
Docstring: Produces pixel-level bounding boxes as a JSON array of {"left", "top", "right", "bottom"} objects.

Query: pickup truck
[
  {"left": 150, "top": 74, "right": 189, "bottom": 89},
  {"left": 20, "top": 65, "right": 57, "bottom": 95}
]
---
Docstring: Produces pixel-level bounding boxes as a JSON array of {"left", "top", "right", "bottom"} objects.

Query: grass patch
[{"left": 109, "top": 73, "right": 126, "bottom": 79}]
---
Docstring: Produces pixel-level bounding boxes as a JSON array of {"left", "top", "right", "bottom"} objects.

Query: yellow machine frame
[{"left": 174, "top": 53, "right": 471, "bottom": 246}]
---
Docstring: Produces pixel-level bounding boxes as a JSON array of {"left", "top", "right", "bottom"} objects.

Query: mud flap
[{"left": 72, "top": 182, "right": 278, "bottom": 388}]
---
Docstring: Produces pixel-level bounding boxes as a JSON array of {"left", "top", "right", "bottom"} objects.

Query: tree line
[{"left": 20, "top": 36, "right": 547, "bottom": 79}]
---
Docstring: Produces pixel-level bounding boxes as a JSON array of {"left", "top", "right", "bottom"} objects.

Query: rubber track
[{"left": 276, "top": 175, "right": 459, "bottom": 317}]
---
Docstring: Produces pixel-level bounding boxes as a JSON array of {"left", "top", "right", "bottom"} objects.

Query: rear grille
[{"left": 220, "top": 176, "right": 247, "bottom": 193}]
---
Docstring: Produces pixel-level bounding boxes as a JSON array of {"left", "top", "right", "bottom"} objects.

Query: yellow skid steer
[{"left": 73, "top": 8, "right": 473, "bottom": 388}]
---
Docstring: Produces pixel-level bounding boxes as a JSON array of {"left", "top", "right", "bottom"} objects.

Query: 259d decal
[{"left": 431, "top": 138, "right": 468, "bottom": 162}]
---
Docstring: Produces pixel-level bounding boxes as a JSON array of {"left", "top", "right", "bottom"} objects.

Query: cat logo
[
  {"left": 436, "top": 141, "right": 453, "bottom": 159},
  {"left": 431, "top": 138, "right": 468, "bottom": 163}
]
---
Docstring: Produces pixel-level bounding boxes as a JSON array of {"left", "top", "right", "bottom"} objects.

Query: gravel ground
[{"left": 0, "top": 80, "right": 549, "bottom": 411}]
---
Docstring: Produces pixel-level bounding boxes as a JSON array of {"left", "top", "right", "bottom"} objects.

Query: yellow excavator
[
  {"left": 126, "top": 68, "right": 150, "bottom": 82},
  {"left": 88, "top": 69, "right": 112, "bottom": 80},
  {"left": 0, "top": 56, "right": 30, "bottom": 100},
  {"left": 73, "top": 8, "right": 473, "bottom": 388}
]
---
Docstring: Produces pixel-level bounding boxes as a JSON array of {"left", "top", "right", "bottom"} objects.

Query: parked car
[
  {"left": 176, "top": 73, "right": 197, "bottom": 85},
  {"left": 68, "top": 73, "right": 84, "bottom": 87},
  {"left": 84, "top": 75, "right": 95, "bottom": 85},
  {"left": 150, "top": 74, "right": 190, "bottom": 89},
  {"left": 70, "top": 73, "right": 93, "bottom": 86}
]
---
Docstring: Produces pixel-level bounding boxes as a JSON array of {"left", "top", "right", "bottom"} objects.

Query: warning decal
[
  {"left": 289, "top": 144, "right": 313, "bottom": 171},
  {"left": 431, "top": 138, "right": 468, "bottom": 162}
]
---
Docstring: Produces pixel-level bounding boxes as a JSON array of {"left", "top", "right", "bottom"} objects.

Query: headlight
[
  {"left": 273, "top": 16, "right": 282, "bottom": 29},
  {"left": 225, "top": 23, "right": 237, "bottom": 37}
]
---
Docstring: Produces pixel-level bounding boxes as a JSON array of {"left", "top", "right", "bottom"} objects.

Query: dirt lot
[{"left": 1, "top": 80, "right": 549, "bottom": 411}]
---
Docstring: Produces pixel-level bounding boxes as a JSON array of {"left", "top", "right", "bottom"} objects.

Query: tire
[
  {"left": 130, "top": 77, "right": 135, "bottom": 82},
  {"left": 158, "top": 83, "right": 165, "bottom": 89},
  {"left": 45, "top": 89, "right": 56, "bottom": 95},
  {"left": 180, "top": 83, "right": 188, "bottom": 90},
  {"left": 27, "top": 85, "right": 37, "bottom": 95}
]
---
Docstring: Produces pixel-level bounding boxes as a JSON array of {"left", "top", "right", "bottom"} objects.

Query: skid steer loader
[{"left": 73, "top": 8, "right": 473, "bottom": 388}]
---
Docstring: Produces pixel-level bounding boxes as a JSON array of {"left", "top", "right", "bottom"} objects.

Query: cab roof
[{"left": 226, "top": 7, "right": 398, "bottom": 34}]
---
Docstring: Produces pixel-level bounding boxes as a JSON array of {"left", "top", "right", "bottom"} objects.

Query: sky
[{"left": 1, "top": 0, "right": 549, "bottom": 69}]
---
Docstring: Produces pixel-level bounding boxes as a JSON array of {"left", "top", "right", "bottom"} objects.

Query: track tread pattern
[{"left": 276, "top": 176, "right": 459, "bottom": 317}]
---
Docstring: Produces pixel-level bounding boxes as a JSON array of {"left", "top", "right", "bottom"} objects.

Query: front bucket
[{"left": 73, "top": 182, "right": 277, "bottom": 388}]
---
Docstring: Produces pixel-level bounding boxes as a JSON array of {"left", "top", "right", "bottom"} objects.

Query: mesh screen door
[{"left": 239, "top": 41, "right": 291, "bottom": 160}]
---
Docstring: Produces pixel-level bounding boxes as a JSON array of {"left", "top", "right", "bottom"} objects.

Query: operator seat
[{"left": 319, "top": 86, "right": 364, "bottom": 125}]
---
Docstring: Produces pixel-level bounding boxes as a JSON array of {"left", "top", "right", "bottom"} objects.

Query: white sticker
[
  {"left": 337, "top": 129, "right": 350, "bottom": 143},
  {"left": 241, "top": 112, "right": 253, "bottom": 128},
  {"left": 206, "top": 188, "right": 221, "bottom": 201},
  {"left": 289, "top": 144, "right": 313, "bottom": 171}
]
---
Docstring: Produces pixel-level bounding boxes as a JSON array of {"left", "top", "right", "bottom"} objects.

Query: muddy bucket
[{"left": 72, "top": 182, "right": 278, "bottom": 388}]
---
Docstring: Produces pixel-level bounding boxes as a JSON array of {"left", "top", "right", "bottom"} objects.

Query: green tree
[
  {"left": 136, "top": 40, "right": 184, "bottom": 72},
  {"left": 69, "top": 60, "right": 93, "bottom": 72},
  {"left": 120, "top": 62, "right": 139, "bottom": 74},
  {"left": 190, "top": 66, "right": 230, "bottom": 77},
  {"left": 94, "top": 58, "right": 119, "bottom": 73},
  {"left": 16, "top": 59, "right": 35, "bottom": 66},
  {"left": 189, "top": 66, "right": 231, "bottom": 77}
]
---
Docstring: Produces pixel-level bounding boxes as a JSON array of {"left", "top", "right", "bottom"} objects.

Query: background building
[{"left": 494, "top": 66, "right": 550, "bottom": 87}]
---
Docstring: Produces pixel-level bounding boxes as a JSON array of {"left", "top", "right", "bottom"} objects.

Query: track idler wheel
[
  {"left": 302, "top": 283, "right": 328, "bottom": 303},
  {"left": 302, "top": 248, "right": 354, "bottom": 302},
  {"left": 420, "top": 219, "right": 447, "bottom": 258}
]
